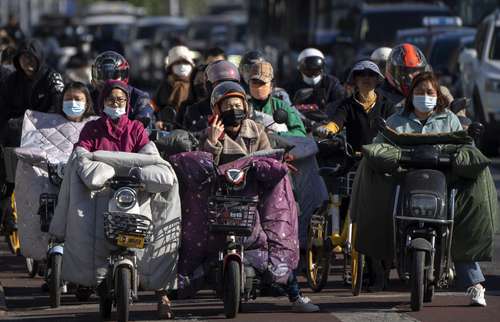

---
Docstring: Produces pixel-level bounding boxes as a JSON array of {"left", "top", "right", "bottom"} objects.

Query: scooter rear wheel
[
  {"left": 49, "top": 253, "right": 62, "bottom": 308},
  {"left": 224, "top": 260, "right": 241, "bottom": 318},
  {"left": 116, "top": 267, "right": 131, "bottom": 322}
]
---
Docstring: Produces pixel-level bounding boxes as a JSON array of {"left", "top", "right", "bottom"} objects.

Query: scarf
[
  {"left": 354, "top": 90, "right": 377, "bottom": 112},
  {"left": 167, "top": 74, "right": 191, "bottom": 112}
]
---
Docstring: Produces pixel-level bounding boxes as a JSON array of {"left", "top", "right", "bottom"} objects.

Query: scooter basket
[
  {"left": 338, "top": 171, "right": 356, "bottom": 197},
  {"left": 38, "top": 193, "right": 58, "bottom": 232},
  {"left": 103, "top": 212, "right": 154, "bottom": 247},
  {"left": 208, "top": 195, "right": 258, "bottom": 236}
]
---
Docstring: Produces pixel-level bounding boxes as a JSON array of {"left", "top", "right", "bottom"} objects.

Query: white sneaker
[
  {"left": 291, "top": 296, "right": 320, "bottom": 313},
  {"left": 467, "top": 285, "right": 487, "bottom": 307}
]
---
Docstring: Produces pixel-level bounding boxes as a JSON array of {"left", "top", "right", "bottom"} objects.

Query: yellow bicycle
[{"left": 306, "top": 134, "right": 364, "bottom": 295}]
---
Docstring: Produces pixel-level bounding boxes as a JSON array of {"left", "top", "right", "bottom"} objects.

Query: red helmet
[
  {"left": 386, "top": 43, "right": 429, "bottom": 96},
  {"left": 92, "top": 51, "right": 130, "bottom": 86},
  {"left": 205, "top": 60, "right": 240, "bottom": 85}
]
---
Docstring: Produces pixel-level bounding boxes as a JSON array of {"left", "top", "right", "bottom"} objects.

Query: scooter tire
[
  {"left": 223, "top": 260, "right": 240, "bottom": 318},
  {"left": 411, "top": 250, "right": 425, "bottom": 311},
  {"left": 116, "top": 267, "right": 131, "bottom": 322},
  {"left": 49, "top": 253, "right": 62, "bottom": 308}
]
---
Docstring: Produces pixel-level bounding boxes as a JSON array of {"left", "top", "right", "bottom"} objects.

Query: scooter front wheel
[
  {"left": 49, "top": 253, "right": 63, "bottom": 308},
  {"left": 411, "top": 250, "right": 425, "bottom": 311},
  {"left": 223, "top": 260, "right": 241, "bottom": 318},
  {"left": 116, "top": 267, "right": 131, "bottom": 322}
]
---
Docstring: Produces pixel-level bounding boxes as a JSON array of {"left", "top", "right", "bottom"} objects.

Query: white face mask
[
  {"left": 103, "top": 106, "right": 126, "bottom": 119},
  {"left": 172, "top": 63, "right": 193, "bottom": 77},
  {"left": 412, "top": 95, "right": 437, "bottom": 113},
  {"left": 302, "top": 73, "right": 322, "bottom": 86}
]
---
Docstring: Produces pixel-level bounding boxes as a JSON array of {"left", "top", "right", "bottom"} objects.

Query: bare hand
[
  {"left": 208, "top": 114, "right": 224, "bottom": 144},
  {"left": 155, "top": 121, "right": 165, "bottom": 130}
]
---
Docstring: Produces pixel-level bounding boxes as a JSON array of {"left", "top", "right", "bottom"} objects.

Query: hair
[
  {"left": 204, "top": 47, "right": 226, "bottom": 60},
  {"left": 404, "top": 71, "right": 449, "bottom": 114},
  {"left": 61, "top": 81, "right": 95, "bottom": 118}
]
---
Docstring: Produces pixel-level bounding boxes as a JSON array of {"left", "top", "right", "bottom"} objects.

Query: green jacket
[{"left": 250, "top": 96, "right": 306, "bottom": 137}]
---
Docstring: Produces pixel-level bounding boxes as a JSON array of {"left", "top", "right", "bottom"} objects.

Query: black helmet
[
  {"left": 205, "top": 60, "right": 240, "bottom": 85},
  {"left": 210, "top": 81, "right": 247, "bottom": 110},
  {"left": 239, "top": 50, "right": 265, "bottom": 84},
  {"left": 92, "top": 51, "right": 129, "bottom": 86},
  {"left": 297, "top": 48, "right": 325, "bottom": 77}
]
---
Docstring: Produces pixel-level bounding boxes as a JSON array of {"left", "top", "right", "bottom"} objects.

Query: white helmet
[
  {"left": 297, "top": 48, "right": 325, "bottom": 63},
  {"left": 370, "top": 47, "right": 392, "bottom": 63}
]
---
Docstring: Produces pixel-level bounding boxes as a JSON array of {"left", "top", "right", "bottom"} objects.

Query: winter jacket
[
  {"left": 201, "top": 119, "right": 272, "bottom": 165},
  {"left": 250, "top": 96, "right": 306, "bottom": 137},
  {"left": 284, "top": 73, "right": 345, "bottom": 112},
  {"left": 77, "top": 80, "right": 149, "bottom": 152},
  {"left": 374, "top": 109, "right": 463, "bottom": 142},
  {"left": 330, "top": 93, "right": 396, "bottom": 151},
  {"left": 0, "top": 39, "right": 64, "bottom": 144}
]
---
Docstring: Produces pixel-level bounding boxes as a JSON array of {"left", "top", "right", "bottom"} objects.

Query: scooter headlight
[
  {"left": 410, "top": 194, "right": 438, "bottom": 218},
  {"left": 114, "top": 187, "right": 137, "bottom": 211}
]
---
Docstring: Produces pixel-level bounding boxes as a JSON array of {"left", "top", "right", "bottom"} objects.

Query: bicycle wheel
[
  {"left": 351, "top": 224, "right": 364, "bottom": 296},
  {"left": 306, "top": 211, "right": 330, "bottom": 292}
]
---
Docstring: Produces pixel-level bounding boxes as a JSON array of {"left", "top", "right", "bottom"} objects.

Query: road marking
[{"left": 332, "top": 308, "right": 420, "bottom": 322}]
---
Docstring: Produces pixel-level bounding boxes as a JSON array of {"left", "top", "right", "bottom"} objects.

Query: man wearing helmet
[
  {"left": 284, "top": 48, "right": 345, "bottom": 112},
  {"left": 378, "top": 43, "right": 430, "bottom": 106},
  {"left": 91, "top": 51, "right": 154, "bottom": 127},
  {"left": 182, "top": 60, "right": 241, "bottom": 132}
]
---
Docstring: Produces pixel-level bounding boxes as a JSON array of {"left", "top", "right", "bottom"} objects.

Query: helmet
[
  {"left": 92, "top": 51, "right": 130, "bottom": 85},
  {"left": 297, "top": 48, "right": 325, "bottom": 77},
  {"left": 386, "top": 43, "right": 429, "bottom": 96},
  {"left": 206, "top": 60, "right": 240, "bottom": 85},
  {"left": 239, "top": 50, "right": 265, "bottom": 84},
  {"left": 370, "top": 47, "right": 392, "bottom": 63},
  {"left": 210, "top": 81, "right": 247, "bottom": 111}
]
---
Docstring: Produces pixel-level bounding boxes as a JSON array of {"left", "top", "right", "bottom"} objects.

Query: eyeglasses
[{"left": 105, "top": 96, "right": 127, "bottom": 105}]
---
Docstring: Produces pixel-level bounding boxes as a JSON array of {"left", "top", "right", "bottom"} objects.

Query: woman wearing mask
[
  {"left": 60, "top": 81, "right": 95, "bottom": 122},
  {"left": 77, "top": 80, "right": 149, "bottom": 152},
  {"left": 376, "top": 72, "right": 488, "bottom": 307},
  {"left": 154, "top": 45, "right": 194, "bottom": 130},
  {"left": 202, "top": 81, "right": 271, "bottom": 165}
]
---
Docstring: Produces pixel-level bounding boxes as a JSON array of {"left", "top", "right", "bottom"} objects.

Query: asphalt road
[{"left": 0, "top": 166, "right": 499, "bottom": 322}]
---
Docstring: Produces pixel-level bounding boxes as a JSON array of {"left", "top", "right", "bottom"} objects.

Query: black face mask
[{"left": 221, "top": 109, "right": 246, "bottom": 127}]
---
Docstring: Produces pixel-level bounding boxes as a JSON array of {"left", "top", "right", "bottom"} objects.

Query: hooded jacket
[
  {"left": 77, "top": 80, "right": 149, "bottom": 152},
  {"left": 0, "top": 39, "right": 64, "bottom": 131}
]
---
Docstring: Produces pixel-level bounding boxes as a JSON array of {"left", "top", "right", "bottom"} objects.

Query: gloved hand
[{"left": 315, "top": 122, "right": 339, "bottom": 137}]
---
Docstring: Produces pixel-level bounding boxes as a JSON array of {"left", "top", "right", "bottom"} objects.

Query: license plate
[{"left": 116, "top": 234, "right": 145, "bottom": 249}]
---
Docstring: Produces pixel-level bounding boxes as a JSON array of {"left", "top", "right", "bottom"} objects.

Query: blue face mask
[
  {"left": 62, "top": 100, "right": 86, "bottom": 118},
  {"left": 103, "top": 106, "right": 126, "bottom": 119}
]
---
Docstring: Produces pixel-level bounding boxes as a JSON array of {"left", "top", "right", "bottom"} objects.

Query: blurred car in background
[
  {"left": 127, "top": 16, "right": 188, "bottom": 86},
  {"left": 346, "top": 2, "right": 453, "bottom": 58},
  {"left": 395, "top": 16, "right": 468, "bottom": 55},
  {"left": 458, "top": 9, "right": 500, "bottom": 155}
]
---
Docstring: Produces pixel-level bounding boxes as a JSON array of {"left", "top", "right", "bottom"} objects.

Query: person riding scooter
[
  {"left": 90, "top": 51, "right": 154, "bottom": 128},
  {"left": 248, "top": 61, "right": 306, "bottom": 137},
  {"left": 182, "top": 60, "right": 241, "bottom": 132},
  {"left": 368, "top": 72, "right": 494, "bottom": 306},
  {"left": 284, "top": 48, "right": 345, "bottom": 112}
]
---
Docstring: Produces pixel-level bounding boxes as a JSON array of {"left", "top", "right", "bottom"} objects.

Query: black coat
[
  {"left": 284, "top": 73, "right": 346, "bottom": 111},
  {"left": 331, "top": 94, "right": 397, "bottom": 152},
  {"left": 0, "top": 39, "right": 64, "bottom": 145},
  {"left": 182, "top": 97, "right": 212, "bottom": 132}
]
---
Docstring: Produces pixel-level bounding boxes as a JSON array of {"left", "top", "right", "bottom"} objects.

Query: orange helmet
[{"left": 386, "top": 43, "right": 429, "bottom": 96}]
